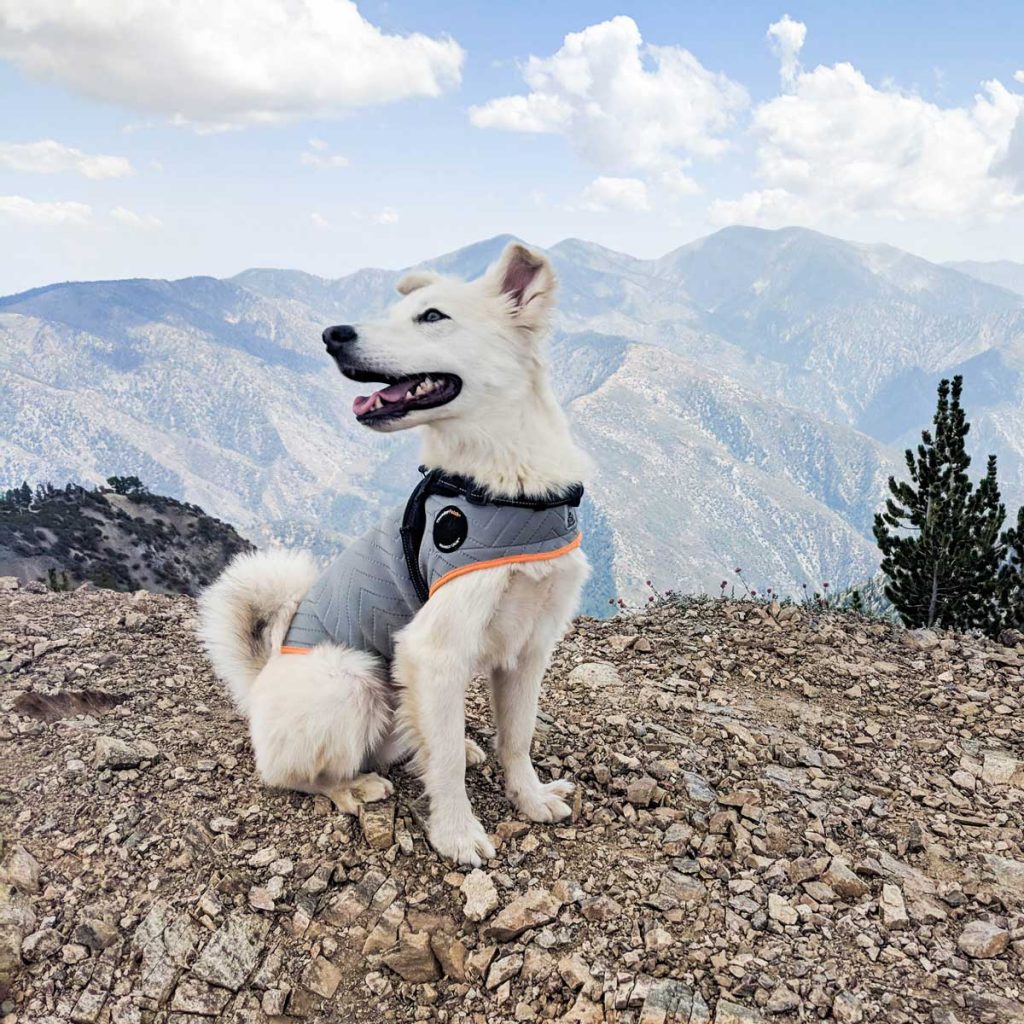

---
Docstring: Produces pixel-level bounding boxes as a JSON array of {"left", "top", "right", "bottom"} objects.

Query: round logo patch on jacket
[{"left": 433, "top": 505, "right": 468, "bottom": 553}]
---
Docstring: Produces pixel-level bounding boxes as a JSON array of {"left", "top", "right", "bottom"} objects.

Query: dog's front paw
[
  {"left": 428, "top": 807, "right": 495, "bottom": 867},
  {"left": 512, "top": 778, "right": 574, "bottom": 823}
]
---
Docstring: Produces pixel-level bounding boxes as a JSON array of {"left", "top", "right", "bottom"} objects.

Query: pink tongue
[{"left": 352, "top": 380, "right": 413, "bottom": 416}]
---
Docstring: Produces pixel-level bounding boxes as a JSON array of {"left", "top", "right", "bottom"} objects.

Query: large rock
[
  {"left": 2, "top": 846, "right": 40, "bottom": 893},
  {"left": 879, "top": 884, "right": 908, "bottom": 929},
  {"left": 0, "top": 883, "right": 36, "bottom": 998},
  {"left": 301, "top": 956, "right": 343, "bottom": 998},
  {"left": 715, "top": 998, "right": 763, "bottom": 1023},
  {"left": 639, "top": 979, "right": 711, "bottom": 1024},
  {"left": 957, "top": 920, "right": 1010, "bottom": 959},
  {"left": 822, "top": 858, "right": 868, "bottom": 899},
  {"left": 567, "top": 662, "right": 622, "bottom": 691},
  {"left": 190, "top": 914, "right": 269, "bottom": 991},
  {"left": 94, "top": 735, "right": 160, "bottom": 769},
  {"left": 484, "top": 890, "right": 562, "bottom": 942},
  {"left": 980, "top": 750, "right": 1024, "bottom": 787},
  {"left": 323, "top": 870, "right": 386, "bottom": 927},
  {"left": 171, "top": 976, "right": 231, "bottom": 1015},
  {"left": 984, "top": 855, "right": 1024, "bottom": 899},
  {"left": 360, "top": 801, "right": 396, "bottom": 850},
  {"left": 681, "top": 772, "right": 717, "bottom": 805},
  {"left": 461, "top": 869, "right": 499, "bottom": 922},
  {"left": 832, "top": 992, "right": 864, "bottom": 1023},
  {"left": 382, "top": 931, "right": 439, "bottom": 984}
]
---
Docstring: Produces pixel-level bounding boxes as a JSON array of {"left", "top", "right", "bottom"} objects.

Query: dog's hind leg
[
  {"left": 301, "top": 772, "right": 394, "bottom": 814},
  {"left": 464, "top": 738, "right": 487, "bottom": 766},
  {"left": 247, "top": 643, "right": 392, "bottom": 814}
]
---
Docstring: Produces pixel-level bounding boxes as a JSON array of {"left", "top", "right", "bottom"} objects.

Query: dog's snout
[{"left": 323, "top": 324, "right": 357, "bottom": 354}]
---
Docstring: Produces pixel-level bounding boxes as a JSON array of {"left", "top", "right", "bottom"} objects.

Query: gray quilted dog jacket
[{"left": 281, "top": 468, "right": 583, "bottom": 664}]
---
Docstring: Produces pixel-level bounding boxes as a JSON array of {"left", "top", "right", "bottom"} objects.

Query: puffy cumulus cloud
[
  {"left": 371, "top": 207, "right": 399, "bottom": 225},
  {"left": 767, "top": 15, "right": 806, "bottom": 89},
  {"left": 0, "top": 140, "right": 133, "bottom": 178},
  {"left": 110, "top": 205, "right": 162, "bottom": 229},
  {"left": 1016, "top": 70, "right": 1024, "bottom": 84},
  {"left": 0, "top": 1, "right": 464, "bottom": 130},
  {"left": 713, "top": 58, "right": 1024, "bottom": 228},
  {"left": 470, "top": 16, "right": 747, "bottom": 194},
  {"left": 0, "top": 195, "right": 92, "bottom": 225},
  {"left": 580, "top": 176, "right": 650, "bottom": 212}
]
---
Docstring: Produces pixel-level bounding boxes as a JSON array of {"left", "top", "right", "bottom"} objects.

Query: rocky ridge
[
  {"left": 0, "top": 485, "right": 253, "bottom": 596},
  {"left": 1, "top": 581, "right": 1023, "bottom": 1023}
]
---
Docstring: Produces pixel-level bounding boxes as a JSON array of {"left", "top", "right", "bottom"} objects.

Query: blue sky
[{"left": 1, "top": 0, "right": 1022, "bottom": 294}]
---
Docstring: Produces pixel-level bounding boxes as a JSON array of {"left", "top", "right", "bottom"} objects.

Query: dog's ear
[
  {"left": 486, "top": 242, "right": 557, "bottom": 335},
  {"left": 396, "top": 270, "right": 441, "bottom": 295}
]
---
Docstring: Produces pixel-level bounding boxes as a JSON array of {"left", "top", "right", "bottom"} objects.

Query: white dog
[{"left": 198, "top": 242, "right": 590, "bottom": 866}]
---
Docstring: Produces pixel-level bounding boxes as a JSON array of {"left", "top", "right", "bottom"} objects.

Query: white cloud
[
  {"left": 470, "top": 16, "right": 747, "bottom": 195},
  {"left": 767, "top": 15, "right": 806, "bottom": 89},
  {"left": 301, "top": 139, "right": 350, "bottom": 169},
  {"left": 1015, "top": 70, "right": 1024, "bottom": 85},
  {"left": 310, "top": 212, "right": 330, "bottom": 229},
  {"left": 0, "top": 139, "right": 133, "bottom": 178},
  {"left": 372, "top": 207, "right": 399, "bottom": 225},
  {"left": 111, "top": 205, "right": 162, "bottom": 229},
  {"left": 0, "top": 195, "right": 92, "bottom": 225},
  {"left": 713, "top": 55, "right": 1024, "bottom": 227},
  {"left": 0, "top": 1, "right": 464, "bottom": 130},
  {"left": 580, "top": 176, "right": 650, "bottom": 212}
]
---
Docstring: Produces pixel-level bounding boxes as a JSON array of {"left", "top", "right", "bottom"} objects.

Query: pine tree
[
  {"left": 873, "top": 376, "right": 1005, "bottom": 632},
  {"left": 106, "top": 475, "right": 147, "bottom": 496},
  {"left": 999, "top": 506, "right": 1024, "bottom": 632},
  {"left": 964, "top": 455, "right": 1008, "bottom": 632}
]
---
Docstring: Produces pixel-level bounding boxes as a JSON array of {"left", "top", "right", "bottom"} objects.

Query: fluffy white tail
[{"left": 197, "top": 549, "right": 318, "bottom": 710}]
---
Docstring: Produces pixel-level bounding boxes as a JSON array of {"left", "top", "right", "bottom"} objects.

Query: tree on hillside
[
  {"left": 873, "top": 376, "right": 1006, "bottom": 632},
  {"left": 999, "top": 507, "right": 1024, "bottom": 632},
  {"left": 106, "top": 475, "right": 147, "bottom": 496},
  {"left": 970, "top": 455, "right": 1009, "bottom": 634}
]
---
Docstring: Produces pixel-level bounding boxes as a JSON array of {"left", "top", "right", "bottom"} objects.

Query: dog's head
[{"left": 323, "top": 242, "right": 557, "bottom": 433}]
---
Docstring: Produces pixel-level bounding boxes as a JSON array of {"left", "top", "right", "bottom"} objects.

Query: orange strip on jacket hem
[
  {"left": 279, "top": 645, "right": 312, "bottom": 655},
  {"left": 428, "top": 531, "right": 583, "bottom": 598}
]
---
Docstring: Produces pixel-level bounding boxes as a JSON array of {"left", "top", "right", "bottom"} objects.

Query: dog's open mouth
[{"left": 343, "top": 370, "right": 462, "bottom": 423}]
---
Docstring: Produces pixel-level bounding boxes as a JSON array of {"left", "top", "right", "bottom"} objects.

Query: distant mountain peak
[{"left": 4, "top": 226, "right": 1024, "bottom": 608}]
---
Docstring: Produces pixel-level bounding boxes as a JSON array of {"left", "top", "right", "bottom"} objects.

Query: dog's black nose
[{"left": 323, "top": 324, "right": 357, "bottom": 354}]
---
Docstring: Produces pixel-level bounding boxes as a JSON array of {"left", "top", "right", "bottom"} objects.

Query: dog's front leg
[
  {"left": 392, "top": 578, "right": 501, "bottom": 867},
  {"left": 490, "top": 640, "right": 573, "bottom": 823}
]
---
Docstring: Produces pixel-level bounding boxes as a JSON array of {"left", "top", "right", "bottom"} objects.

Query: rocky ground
[{"left": 1, "top": 579, "right": 1023, "bottom": 1024}]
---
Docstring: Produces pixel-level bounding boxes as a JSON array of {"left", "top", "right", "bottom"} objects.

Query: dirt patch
[{"left": 13, "top": 688, "right": 127, "bottom": 722}]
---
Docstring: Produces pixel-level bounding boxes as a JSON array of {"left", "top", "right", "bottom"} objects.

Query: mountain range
[{"left": 2, "top": 226, "right": 1023, "bottom": 610}]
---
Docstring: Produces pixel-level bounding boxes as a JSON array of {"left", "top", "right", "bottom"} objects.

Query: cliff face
[{"left": 1, "top": 582, "right": 1022, "bottom": 1024}]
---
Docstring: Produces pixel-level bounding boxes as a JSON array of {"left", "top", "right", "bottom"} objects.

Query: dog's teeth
[{"left": 371, "top": 396, "right": 383, "bottom": 411}]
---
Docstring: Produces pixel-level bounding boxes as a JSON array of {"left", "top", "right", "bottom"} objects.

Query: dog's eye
[{"left": 416, "top": 308, "right": 449, "bottom": 324}]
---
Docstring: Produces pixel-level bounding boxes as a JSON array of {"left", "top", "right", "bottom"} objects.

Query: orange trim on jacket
[{"left": 427, "top": 531, "right": 583, "bottom": 598}]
